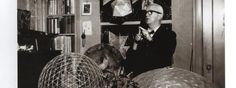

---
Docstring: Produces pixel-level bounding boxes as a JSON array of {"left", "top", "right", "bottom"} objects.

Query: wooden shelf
[
  {"left": 100, "top": 20, "right": 172, "bottom": 26},
  {"left": 47, "top": 14, "right": 75, "bottom": 18},
  {"left": 58, "top": 33, "right": 75, "bottom": 36}
]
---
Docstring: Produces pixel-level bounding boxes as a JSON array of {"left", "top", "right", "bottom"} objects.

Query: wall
[
  {"left": 172, "top": 0, "right": 193, "bottom": 70},
  {"left": 77, "top": 0, "right": 101, "bottom": 53},
  {"left": 17, "top": 0, "right": 28, "bottom": 10}
]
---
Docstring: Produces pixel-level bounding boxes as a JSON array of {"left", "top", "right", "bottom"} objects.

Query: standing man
[{"left": 124, "top": 3, "right": 177, "bottom": 77}]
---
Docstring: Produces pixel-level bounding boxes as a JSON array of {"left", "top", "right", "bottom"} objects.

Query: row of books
[
  {"left": 47, "top": 18, "right": 60, "bottom": 34},
  {"left": 47, "top": 16, "right": 74, "bottom": 34},
  {"left": 54, "top": 36, "right": 72, "bottom": 53},
  {"left": 48, "top": 0, "right": 75, "bottom": 15}
]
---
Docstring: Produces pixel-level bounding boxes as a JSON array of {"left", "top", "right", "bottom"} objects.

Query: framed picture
[{"left": 82, "top": 2, "right": 92, "bottom": 15}]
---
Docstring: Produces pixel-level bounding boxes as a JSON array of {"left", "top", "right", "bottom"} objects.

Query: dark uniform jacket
[{"left": 124, "top": 25, "right": 177, "bottom": 77}]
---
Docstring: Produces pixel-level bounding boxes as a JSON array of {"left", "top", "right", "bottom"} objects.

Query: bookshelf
[
  {"left": 46, "top": 0, "right": 76, "bottom": 53},
  {"left": 17, "top": 1, "right": 78, "bottom": 88}
]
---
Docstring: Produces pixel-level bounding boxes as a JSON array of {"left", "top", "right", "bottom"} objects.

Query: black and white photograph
[
  {"left": 82, "top": 2, "right": 92, "bottom": 15},
  {"left": 5, "top": 0, "right": 229, "bottom": 88}
]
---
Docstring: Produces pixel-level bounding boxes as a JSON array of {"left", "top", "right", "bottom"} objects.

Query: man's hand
[
  {"left": 133, "top": 28, "right": 143, "bottom": 50},
  {"left": 134, "top": 27, "right": 143, "bottom": 42},
  {"left": 139, "top": 27, "right": 153, "bottom": 41}
]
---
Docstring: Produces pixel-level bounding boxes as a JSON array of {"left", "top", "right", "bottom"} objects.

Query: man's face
[
  {"left": 145, "top": 5, "right": 164, "bottom": 25},
  {"left": 145, "top": 10, "right": 159, "bottom": 24}
]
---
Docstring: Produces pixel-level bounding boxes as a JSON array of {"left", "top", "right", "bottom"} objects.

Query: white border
[
  {"left": 0, "top": 1, "right": 17, "bottom": 88},
  {"left": 225, "top": 0, "right": 236, "bottom": 88}
]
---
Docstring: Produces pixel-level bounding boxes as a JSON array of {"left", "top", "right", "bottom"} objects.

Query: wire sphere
[{"left": 38, "top": 53, "right": 106, "bottom": 88}]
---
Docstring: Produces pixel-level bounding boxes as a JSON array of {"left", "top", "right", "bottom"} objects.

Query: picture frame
[{"left": 82, "top": 2, "right": 92, "bottom": 15}]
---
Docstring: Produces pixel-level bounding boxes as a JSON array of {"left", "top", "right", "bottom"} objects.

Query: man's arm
[{"left": 132, "top": 27, "right": 143, "bottom": 50}]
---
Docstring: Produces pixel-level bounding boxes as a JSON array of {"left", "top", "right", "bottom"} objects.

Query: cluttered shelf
[
  {"left": 58, "top": 33, "right": 75, "bottom": 36},
  {"left": 100, "top": 20, "right": 172, "bottom": 26},
  {"left": 100, "top": 0, "right": 171, "bottom": 23}
]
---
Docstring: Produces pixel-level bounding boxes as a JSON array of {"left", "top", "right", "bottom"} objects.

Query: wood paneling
[
  {"left": 202, "top": 0, "right": 213, "bottom": 81},
  {"left": 213, "top": 0, "right": 225, "bottom": 88},
  {"left": 192, "top": 0, "right": 225, "bottom": 87},
  {"left": 174, "top": 0, "right": 225, "bottom": 87},
  {"left": 192, "top": 0, "right": 204, "bottom": 75}
]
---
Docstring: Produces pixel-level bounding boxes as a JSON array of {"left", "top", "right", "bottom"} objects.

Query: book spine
[
  {"left": 71, "top": 0, "right": 74, "bottom": 14},
  {"left": 54, "top": 0, "right": 56, "bottom": 15},
  {"left": 65, "top": 0, "right": 70, "bottom": 14},
  {"left": 57, "top": 18, "right": 60, "bottom": 33},
  {"left": 54, "top": 18, "right": 59, "bottom": 34},
  {"left": 71, "top": 16, "right": 74, "bottom": 33},
  {"left": 51, "top": 18, "right": 54, "bottom": 33},
  {"left": 54, "top": 36, "right": 59, "bottom": 50},
  {"left": 56, "top": 0, "right": 58, "bottom": 15},
  {"left": 65, "top": 36, "right": 68, "bottom": 53},
  {"left": 68, "top": 0, "right": 71, "bottom": 14},
  {"left": 60, "top": 17, "right": 65, "bottom": 33},
  {"left": 65, "top": 17, "right": 68, "bottom": 33},
  {"left": 47, "top": 18, "right": 50, "bottom": 33},
  {"left": 49, "top": 18, "right": 52, "bottom": 33},
  {"left": 68, "top": 36, "right": 72, "bottom": 52},
  {"left": 62, "top": 36, "right": 65, "bottom": 52},
  {"left": 52, "top": 0, "right": 54, "bottom": 15},
  {"left": 67, "top": 16, "right": 71, "bottom": 33},
  {"left": 60, "top": 0, "right": 65, "bottom": 14},
  {"left": 49, "top": 0, "right": 52, "bottom": 15}
]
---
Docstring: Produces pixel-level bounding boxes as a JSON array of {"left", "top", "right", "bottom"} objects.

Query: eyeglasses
[{"left": 146, "top": 10, "right": 162, "bottom": 15}]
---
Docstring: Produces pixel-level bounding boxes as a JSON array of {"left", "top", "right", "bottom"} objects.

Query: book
[{"left": 54, "top": 36, "right": 72, "bottom": 53}]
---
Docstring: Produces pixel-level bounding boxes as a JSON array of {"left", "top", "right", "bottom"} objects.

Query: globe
[
  {"left": 133, "top": 67, "right": 215, "bottom": 88},
  {"left": 38, "top": 53, "right": 106, "bottom": 88}
]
